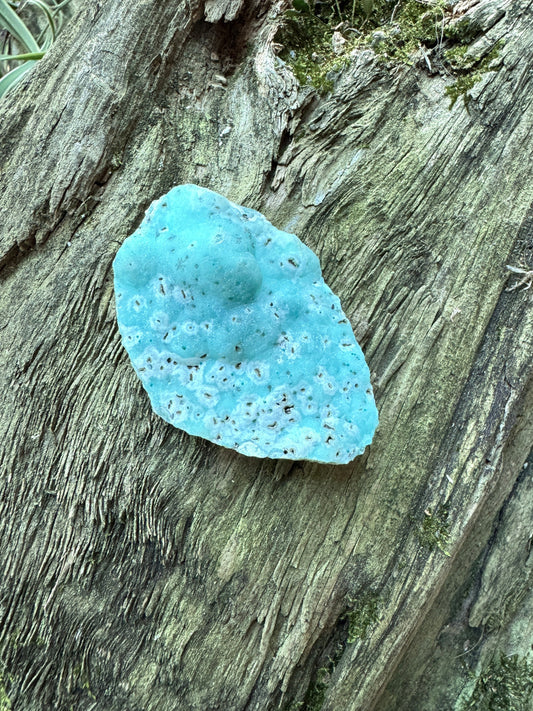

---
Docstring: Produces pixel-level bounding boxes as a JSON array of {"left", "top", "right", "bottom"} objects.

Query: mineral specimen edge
[{"left": 113, "top": 184, "right": 378, "bottom": 464}]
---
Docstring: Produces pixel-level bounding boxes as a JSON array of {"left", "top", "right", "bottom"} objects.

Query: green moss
[
  {"left": 343, "top": 590, "right": 381, "bottom": 643},
  {"left": 443, "top": 17, "right": 481, "bottom": 44},
  {"left": 463, "top": 654, "right": 533, "bottom": 710},
  {"left": 299, "top": 642, "right": 345, "bottom": 711},
  {"left": 276, "top": 3, "right": 350, "bottom": 92},
  {"left": 285, "top": 590, "right": 375, "bottom": 711},
  {"left": 277, "top": 1, "right": 503, "bottom": 108},
  {"left": 444, "top": 41, "right": 504, "bottom": 109},
  {"left": 277, "top": 0, "right": 448, "bottom": 92},
  {"left": 72, "top": 664, "right": 95, "bottom": 700},
  {"left": 414, "top": 504, "right": 450, "bottom": 556},
  {"left": 375, "top": 0, "right": 447, "bottom": 64},
  {"left": 303, "top": 665, "right": 331, "bottom": 710},
  {"left": 445, "top": 45, "right": 475, "bottom": 71}
]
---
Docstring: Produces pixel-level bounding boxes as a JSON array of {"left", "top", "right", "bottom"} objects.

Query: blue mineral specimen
[{"left": 113, "top": 184, "right": 378, "bottom": 463}]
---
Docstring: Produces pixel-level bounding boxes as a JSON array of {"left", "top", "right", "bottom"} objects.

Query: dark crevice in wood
[
  {"left": 264, "top": 126, "right": 292, "bottom": 192},
  {"left": 0, "top": 244, "right": 21, "bottom": 276}
]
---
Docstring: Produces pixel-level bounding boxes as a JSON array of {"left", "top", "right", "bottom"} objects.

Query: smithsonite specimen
[{"left": 113, "top": 184, "right": 378, "bottom": 463}]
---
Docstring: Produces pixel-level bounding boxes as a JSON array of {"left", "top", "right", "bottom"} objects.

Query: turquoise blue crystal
[{"left": 113, "top": 185, "right": 378, "bottom": 463}]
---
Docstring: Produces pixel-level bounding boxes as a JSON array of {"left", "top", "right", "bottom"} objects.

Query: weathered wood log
[{"left": 0, "top": 0, "right": 531, "bottom": 709}]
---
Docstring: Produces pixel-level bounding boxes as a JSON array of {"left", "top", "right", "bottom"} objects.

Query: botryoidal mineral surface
[{"left": 113, "top": 184, "right": 378, "bottom": 463}]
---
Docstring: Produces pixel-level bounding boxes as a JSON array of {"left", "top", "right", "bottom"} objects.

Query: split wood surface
[{"left": 0, "top": 0, "right": 531, "bottom": 709}]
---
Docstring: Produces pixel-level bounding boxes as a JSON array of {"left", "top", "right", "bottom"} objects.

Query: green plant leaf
[
  {"left": 0, "top": 59, "right": 37, "bottom": 98},
  {"left": 49, "top": 0, "right": 74, "bottom": 10},
  {"left": 27, "top": 0, "right": 57, "bottom": 42},
  {"left": 0, "top": 0, "right": 41, "bottom": 52},
  {"left": 0, "top": 51, "right": 46, "bottom": 61}
]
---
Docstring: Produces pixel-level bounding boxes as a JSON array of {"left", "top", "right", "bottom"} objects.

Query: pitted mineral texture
[{"left": 113, "top": 184, "right": 378, "bottom": 463}]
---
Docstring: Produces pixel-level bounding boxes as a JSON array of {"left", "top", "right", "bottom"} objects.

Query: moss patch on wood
[
  {"left": 343, "top": 590, "right": 382, "bottom": 643},
  {"left": 285, "top": 591, "right": 382, "bottom": 711},
  {"left": 444, "top": 40, "right": 504, "bottom": 108},
  {"left": 461, "top": 653, "right": 533, "bottom": 711},
  {"left": 277, "top": 0, "right": 503, "bottom": 104},
  {"left": 300, "top": 643, "right": 345, "bottom": 711},
  {"left": 414, "top": 504, "right": 450, "bottom": 556}
]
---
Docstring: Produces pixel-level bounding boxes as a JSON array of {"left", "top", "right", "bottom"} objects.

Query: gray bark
[{"left": 0, "top": 0, "right": 532, "bottom": 709}]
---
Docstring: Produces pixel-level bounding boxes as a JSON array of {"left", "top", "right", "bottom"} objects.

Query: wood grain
[{"left": 0, "top": 0, "right": 531, "bottom": 709}]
